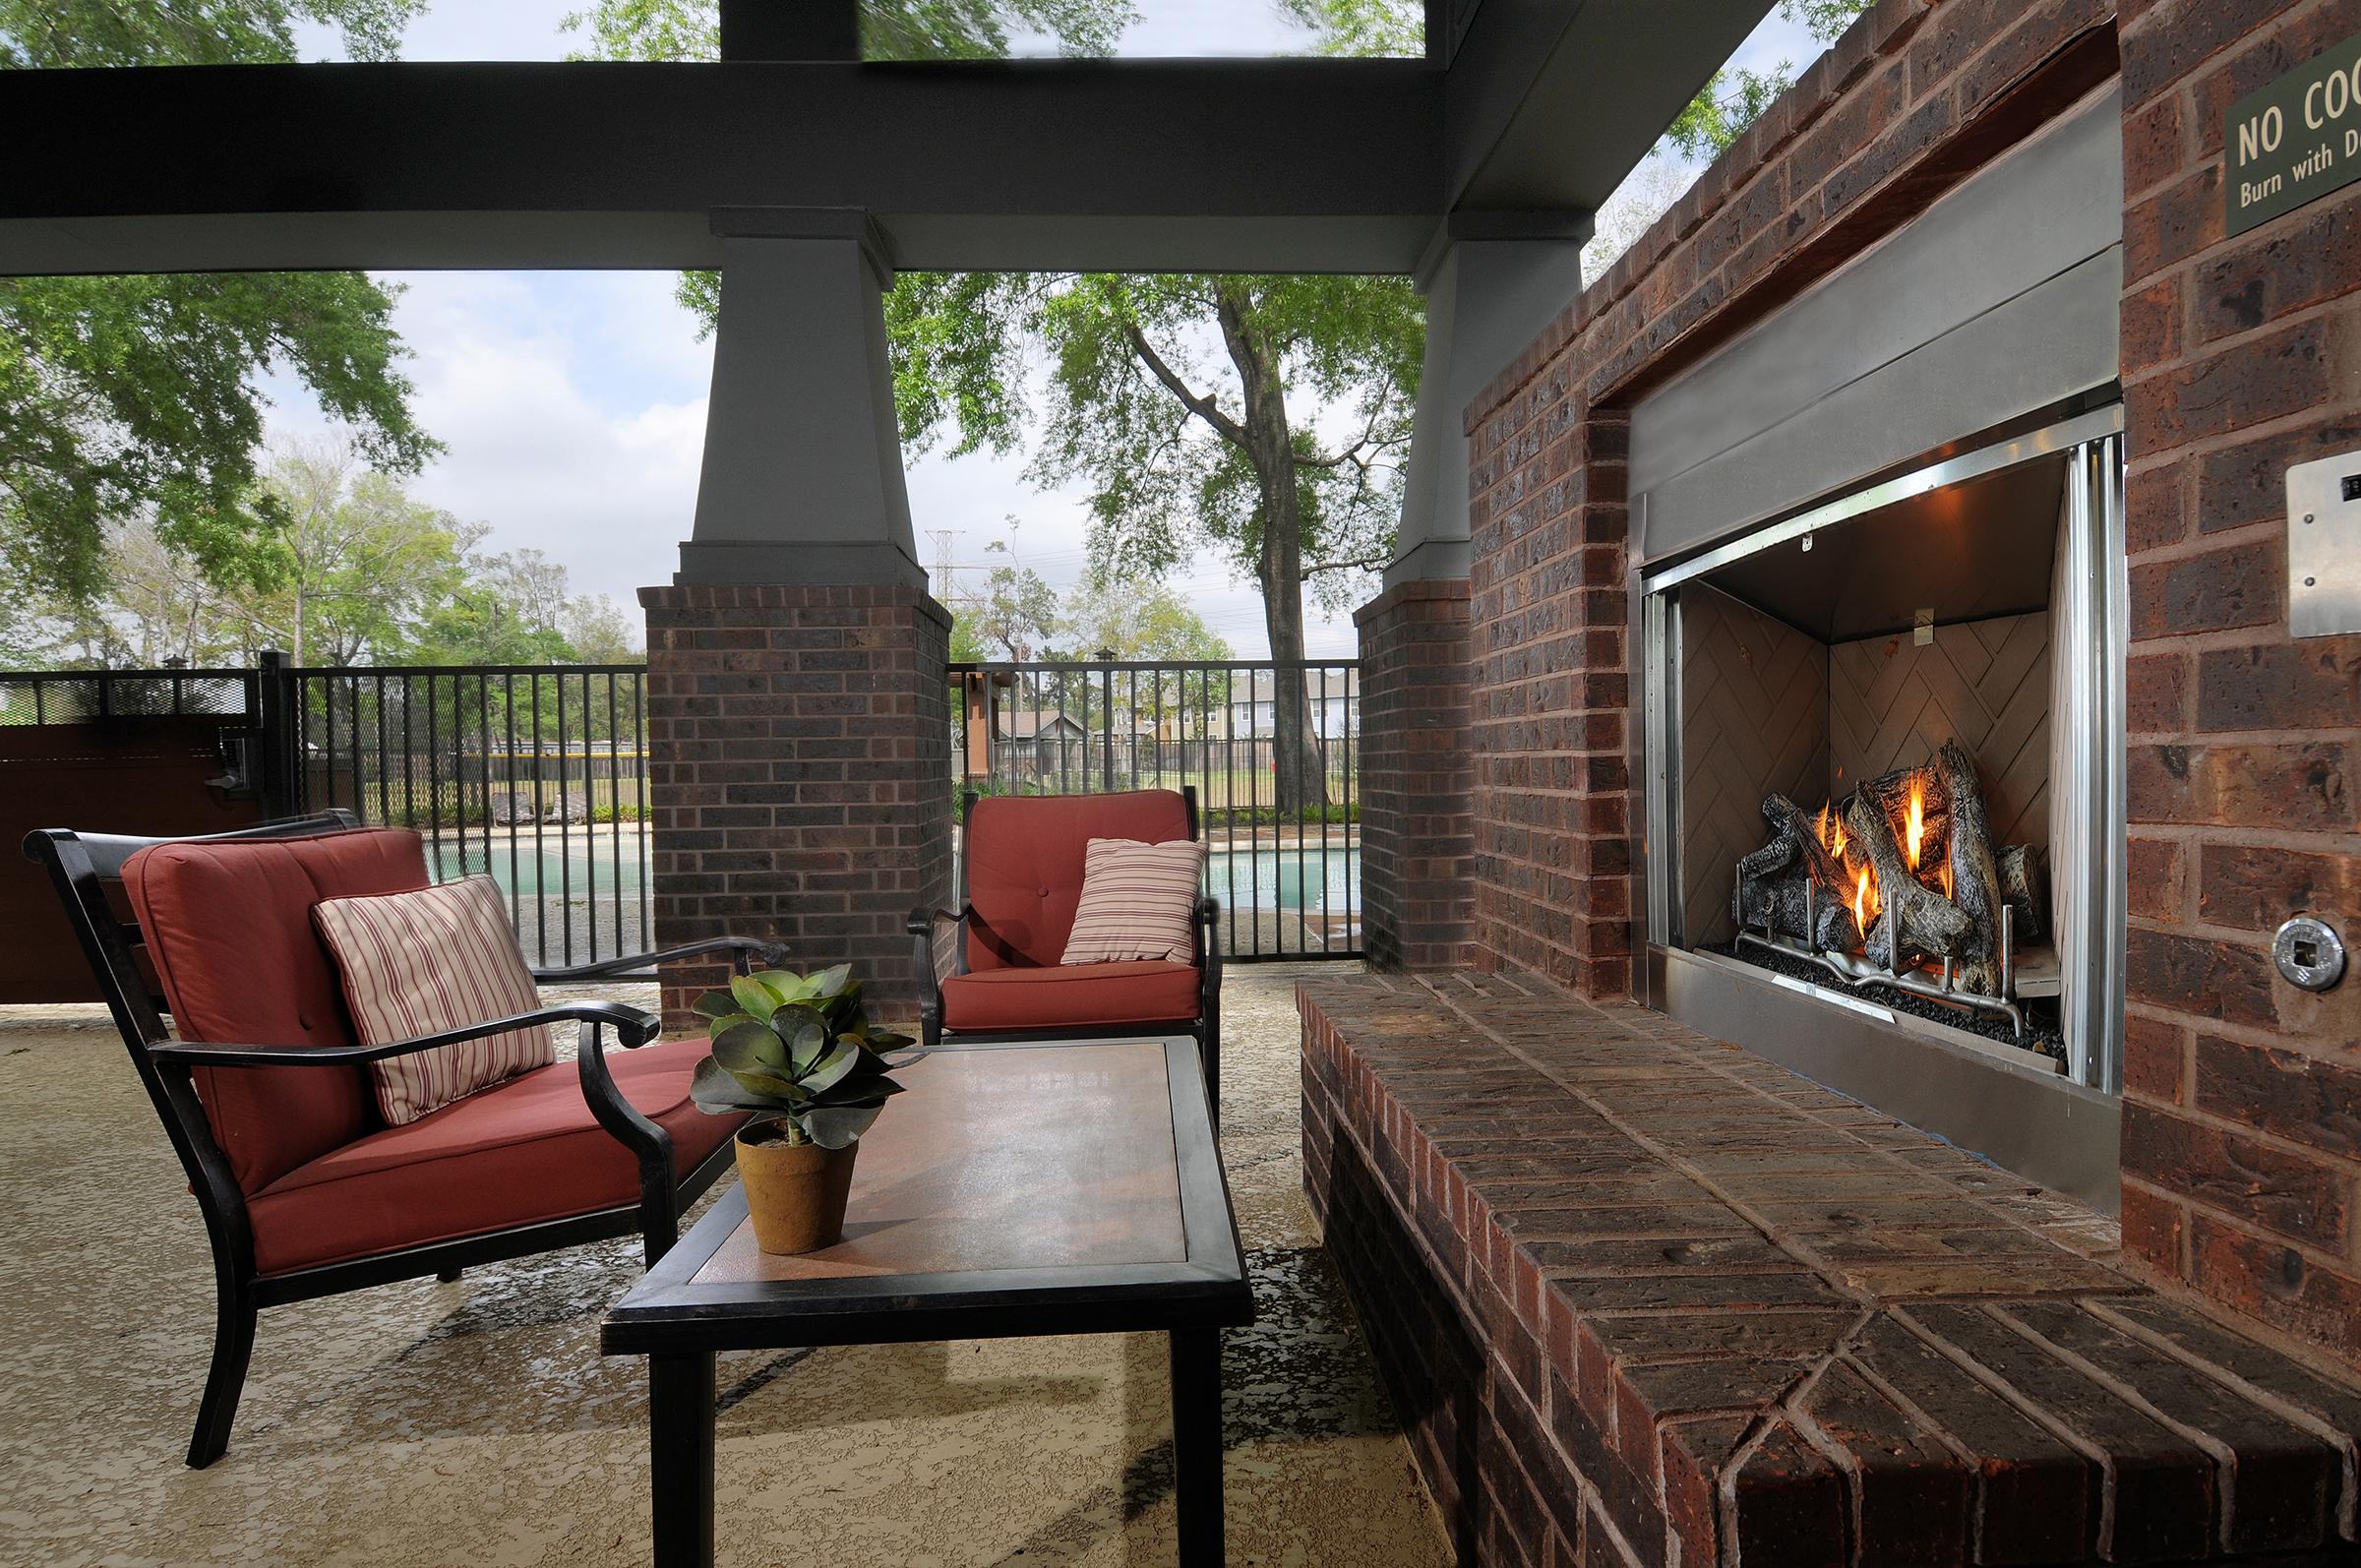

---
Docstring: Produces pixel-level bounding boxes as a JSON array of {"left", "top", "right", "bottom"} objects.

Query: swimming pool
[{"left": 434, "top": 831, "right": 1356, "bottom": 915}]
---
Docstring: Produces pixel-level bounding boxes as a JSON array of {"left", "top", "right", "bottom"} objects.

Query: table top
[{"left": 602, "top": 1037, "right": 1251, "bottom": 1356}]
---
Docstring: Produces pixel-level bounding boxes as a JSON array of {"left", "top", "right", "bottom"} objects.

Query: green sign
[{"left": 2227, "top": 30, "right": 2361, "bottom": 237}]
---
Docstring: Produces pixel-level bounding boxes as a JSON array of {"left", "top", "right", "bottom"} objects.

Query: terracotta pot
[{"left": 735, "top": 1126, "right": 858, "bottom": 1255}]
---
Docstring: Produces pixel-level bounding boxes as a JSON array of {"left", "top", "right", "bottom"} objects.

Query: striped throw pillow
[
  {"left": 312, "top": 874, "right": 556, "bottom": 1125},
  {"left": 1060, "top": 837, "right": 1207, "bottom": 965}
]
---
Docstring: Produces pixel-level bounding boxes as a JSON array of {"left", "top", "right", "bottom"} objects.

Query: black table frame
[{"left": 601, "top": 1037, "right": 1253, "bottom": 1567}]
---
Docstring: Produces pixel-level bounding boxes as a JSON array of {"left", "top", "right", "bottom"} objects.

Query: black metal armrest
[
  {"left": 905, "top": 905, "right": 966, "bottom": 936},
  {"left": 147, "top": 1000, "right": 661, "bottom": 1068},
  {"left": 1193, "top": 895, "right": 1219, "bottom": 925},
  {"left": 531, "top": 935, "right": 784, "bottom": 984}
]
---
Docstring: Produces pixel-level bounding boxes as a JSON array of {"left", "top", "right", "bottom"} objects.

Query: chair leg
[
  {"left": 187, "top": 1292, "right": 257, "bottom": 1469},
  {"left": 436, "top": 1267, "right": 462, "bottom": 1283}
]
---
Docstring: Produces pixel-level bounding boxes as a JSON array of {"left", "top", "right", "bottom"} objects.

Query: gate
[{"left": 949, "top": 659, "right": 1362, "bottom": 960}]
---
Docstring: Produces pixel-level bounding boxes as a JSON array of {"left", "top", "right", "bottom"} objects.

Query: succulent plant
[{"left": 688, "top": 963, "right": 915, "bottom": 1148}]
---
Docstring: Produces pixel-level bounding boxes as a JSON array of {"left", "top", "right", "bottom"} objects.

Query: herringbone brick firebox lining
[{"left": 1299, "top": 971, "right": 2361, "bottom": 1568}]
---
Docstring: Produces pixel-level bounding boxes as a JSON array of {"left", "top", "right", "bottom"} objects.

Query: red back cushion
[
  {"left": 123, "top": 828, "right": 431, "bottom": 1193},
  {"left": 965, "top": 792, "right": 1193, "bottom": 971}
]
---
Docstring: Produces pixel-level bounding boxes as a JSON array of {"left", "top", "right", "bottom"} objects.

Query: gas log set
[{"left": 1730, "top": 740, "right": 2051, "bottom": 1041}]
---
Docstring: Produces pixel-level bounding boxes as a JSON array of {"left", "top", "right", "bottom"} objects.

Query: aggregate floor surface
[{"left": 0, "top": 965, "right": 1450, "bottom": 1568}]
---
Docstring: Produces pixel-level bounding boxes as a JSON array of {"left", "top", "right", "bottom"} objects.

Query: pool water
[
  {"left": 434, "top": 832, "right": 1358, "bottom": 915},
  {"left": 433, "top": 835, "right": 647, "bottom": 900},
  {"left": 1205, "top": 845, "right": 1361, "bottom": 912}
]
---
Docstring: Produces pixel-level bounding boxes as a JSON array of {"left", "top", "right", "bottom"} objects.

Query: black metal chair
[
  {"left": 24, "top": 810, "right": 779, "bottom": 1468},
  {"left": 907, "top": 787, "right": 1221, "bottom": 1114}
]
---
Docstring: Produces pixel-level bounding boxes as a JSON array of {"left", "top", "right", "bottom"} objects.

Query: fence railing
[
  {"left": 951, "top": 659, "right": 1362, "bottom": 960},
  {"left": 0, "top": 667, "right": 259, "bottom": 726},
  {"left": 7, "top": 652, "right": 1365, "bottom": 974},
  {"left": 283, "top": 664, "right": 653, "bottom": 970}
]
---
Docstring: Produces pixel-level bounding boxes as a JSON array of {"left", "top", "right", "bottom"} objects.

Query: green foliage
[
  {"left": 1205, "top": 802, "right": 1358, "bottom": 829},
  {"left": 890, "top": 269, "right": 1419, "bottom": 628},
  {"left": 0, "top": 0, "right": 423, "bottom": 67},
  {"left": 9, "top": 443, "right": 640, "bottom": 670},
  {"left": 954, "top": 563, "right": 1061, "bottom": 661},
  {"left": 688, "top": 964, "right": 914, "bottom": 1148},
  {"left": 1276, "top": 0, "right": 1422, "bottom": 57},
  {"left": 1665, "top": 0, "right": 1872, "bottom": 159},
  {"left": 1057, "top": 575, "right": 1233, "bottom": 664},
  {"left": 865, "top": 0, "right": 1132, "bottom": 58},
  {"left": 563, "top": 0, "right": 1130, "bottom": 63},
  {"left": 0, "top": 1, "right": 437, "bottom": 606}
]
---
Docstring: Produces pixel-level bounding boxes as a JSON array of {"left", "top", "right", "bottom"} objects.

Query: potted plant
[{"left": 689, "top": 963, "right": 915, "bottom": 1255}]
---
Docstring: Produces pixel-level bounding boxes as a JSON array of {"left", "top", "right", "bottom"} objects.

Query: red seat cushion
[
  {"left": 122, "top": 828, "right": 431, "bottom": 1193},
  {"left": 938, "top": 959, "right": 1202, "bottom": 1033},
  {"left": 965, "top": 791, "right": 1194, "bottom": 970},
  {"left": 247, "top": 1036, "right": 739, "bottom": 1277}
]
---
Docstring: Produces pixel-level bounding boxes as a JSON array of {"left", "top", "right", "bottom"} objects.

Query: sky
[{"left": 267, "top": 2, "right": 1829, "bottom": 657}]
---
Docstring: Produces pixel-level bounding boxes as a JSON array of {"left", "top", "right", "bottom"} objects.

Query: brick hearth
[{"left": 1301, "top": 972, "right": 2361, "bottom": 1567}]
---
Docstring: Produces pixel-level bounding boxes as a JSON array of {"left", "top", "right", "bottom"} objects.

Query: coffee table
[{"left": 601, "top": 1036, "right": 1253, "bottom": 1567}]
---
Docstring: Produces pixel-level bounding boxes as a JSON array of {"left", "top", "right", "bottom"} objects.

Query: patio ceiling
[{"left": 0, "top": 0, "right": 1773, "bottom": 276}]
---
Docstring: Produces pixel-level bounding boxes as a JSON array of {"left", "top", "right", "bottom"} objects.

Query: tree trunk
[{"left": 1214, "top": 284, "right": 1325, "bottom": 815}]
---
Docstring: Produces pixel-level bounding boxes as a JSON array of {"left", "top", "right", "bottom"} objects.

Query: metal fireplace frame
[{"left": 1633, "top": 406, "right": 2128, "bottom": 1209}]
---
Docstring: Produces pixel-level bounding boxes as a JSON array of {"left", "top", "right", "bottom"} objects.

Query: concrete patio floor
[{"left": 0, "top": 965, "right": 1449, "bottom": 1568}]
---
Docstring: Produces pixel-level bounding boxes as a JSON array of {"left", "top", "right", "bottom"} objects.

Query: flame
[
  {"left": 1904, "top": 778, "right": 1926, "bottom": 872},
  {"left": 1851, "top": 864, "right": 1880, "bottom": 933},
  {"left": 1817, "top": 802, "right": 1848, "bottom": 863},
  {"left": 1939, "top": 863, "right": 1954, "bottom": 900}
]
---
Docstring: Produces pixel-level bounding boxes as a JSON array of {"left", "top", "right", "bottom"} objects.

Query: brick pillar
[
  {"left": 1466, "top": 378, "right": 1635, "bottom": 999},
  {"left": 640, "top": 583, "right": 951, "bottom": 1033},
  {"left": 2116, "top": 0, "right": 2361, "bottom": 1368},
  {"left": 1355, "top": 579, "right": 1476, "bottom": 970}
]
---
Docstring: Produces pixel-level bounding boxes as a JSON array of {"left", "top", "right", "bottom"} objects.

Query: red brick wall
[
  {"left": 1356, "top": 578, "right": 1477, "bottom": 970},
  {"left": 640, "top": 583, "right": 952, "bottom": 1031},
  {"left": 1461, "top": 0, "right": 2120, "bottom": 1001},
  {"left": 2115, "top": 0, "right": 2361, "bottom": 1366}
]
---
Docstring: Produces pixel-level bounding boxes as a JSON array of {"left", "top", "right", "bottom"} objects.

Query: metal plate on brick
[{"left": 2285, "top": 449, "right": 2361, "bottom": 636}]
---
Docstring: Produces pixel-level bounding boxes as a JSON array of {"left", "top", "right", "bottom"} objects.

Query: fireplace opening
[{"left": 1643, "top": 411, "right": 2127, "bottom": 1097}]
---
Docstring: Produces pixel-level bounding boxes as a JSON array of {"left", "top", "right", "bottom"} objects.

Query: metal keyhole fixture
[{"left": 2272, "top": 915, "right": 2348, "bottom": 993}]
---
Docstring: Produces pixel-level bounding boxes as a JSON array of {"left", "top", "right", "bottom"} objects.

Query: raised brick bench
[{"left": 1300, "top": 972, "right": 2361, "bottom": 1567}]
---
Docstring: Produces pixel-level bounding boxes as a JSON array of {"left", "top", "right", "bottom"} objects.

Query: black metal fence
[
  {"left": 951, "top": 659, "right": 1362, "bottom": 960},
  {"left": 282, "top": 664, "right": 653, "bottom": 969},
  {"left": 0, "top": 667, "right": 259, "bottom": 726},
  {"left": 8, "top": 651, "right": 1364, "bottom": 972}
]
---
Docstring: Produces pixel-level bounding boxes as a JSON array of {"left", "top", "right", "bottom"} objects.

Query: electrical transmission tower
[{"left": 924, "top": 527, "right": 967, "bottom": 607}]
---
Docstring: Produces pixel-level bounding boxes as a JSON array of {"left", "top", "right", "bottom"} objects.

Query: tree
[
  {"left": 237, "top": 439, "right": 472, "bottom": 665},
  {"left": 951, "top": 564, "right": 1060, "bottom": 662},
  {"left": 0, "top": 2, "right": 437, "bottom": 605},
  {"left": 1665, "top": 0, "right": 1872, "bottom": 159},
  {"left": 562, "top": 595, "right": 643, "bottom": 663},
  {"left": 1055, "top": 575, "right": 1232, "bottom": 664},
  {"left": 563, "top": 0, "right": 1131, "bottom": 63}
]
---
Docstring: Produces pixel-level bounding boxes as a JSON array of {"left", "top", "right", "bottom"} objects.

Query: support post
[{"left": 645, "top": 208, "right": 949, "bottom": 1031}]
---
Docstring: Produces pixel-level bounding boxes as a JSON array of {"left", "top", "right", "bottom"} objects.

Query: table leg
[
  {"left": 649, "top": 1352, "right": 716, "bottom": 1568},
  {"left": 1168, "top": 1327, "right": 1224, "bottom": 1567}
]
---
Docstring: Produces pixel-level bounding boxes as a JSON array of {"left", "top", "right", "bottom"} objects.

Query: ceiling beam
[
  {"left": 1447, "top": 0, "right": 1774, "bottom": 211},
  {"left": 0, "top": 59, "right": 1443, "bottom": 275}
]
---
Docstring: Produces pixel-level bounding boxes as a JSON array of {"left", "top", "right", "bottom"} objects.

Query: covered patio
[
  {"left": 7, "top": 1, "right": 2361, "bottom": 1565},
  {"left": 0, "top": 967, "right": 1453, "bottom": 1567}
]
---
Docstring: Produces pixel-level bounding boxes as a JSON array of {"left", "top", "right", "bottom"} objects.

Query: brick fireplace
[{"left": 1338, "top": 1, "right": 2361, "bottom": 1558}]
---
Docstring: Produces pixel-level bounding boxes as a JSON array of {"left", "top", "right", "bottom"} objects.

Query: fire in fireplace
[
  {"left": 1640, "top": 407, "right": 2127, "bottom": 1109},
  {"left": 1729, "top": 742, "right": 2050, "bottom": 1041}
]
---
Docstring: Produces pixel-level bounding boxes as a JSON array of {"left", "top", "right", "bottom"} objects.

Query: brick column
[
  {"left": 640, "top": 583, "right": 951, "bottom": 1032},
  {"left": 1355, "top": 579, "right": 1476, "bottom": 971},
  {"left": 2116, "top": 0, "right": 2361, "bottom": 1368},
  {"left": 1466, "top": 383, "right": 1635, "bottom": 999}
]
